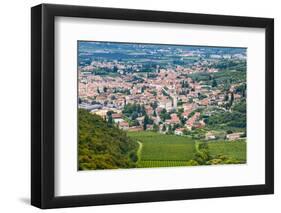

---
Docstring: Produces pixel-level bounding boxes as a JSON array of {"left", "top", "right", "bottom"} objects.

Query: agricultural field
[
  {"left": 128, "top": 132, "right": 195, "bottom": 160},
  {"left": 127, "top": 131, "right": 246, "bottom": 168},
  {"left": 208, "top": 140, "right": 246, "bottom": 162},
  {"left": 128, "top": 132, "right": 195, "bottom": 168},
  {"left": 138, "top": 160, "right": 190, "bottom": 168}
]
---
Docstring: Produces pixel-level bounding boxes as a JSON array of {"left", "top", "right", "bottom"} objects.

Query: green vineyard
[
  {"left": 138, "top": 160, "right": 190, "bottom": 168},
  {"left": 208, "top": 141, "right": 247, "bottom": 161},
  {"left": 128, "top": 131, "right": 246, "bottom": 168}
]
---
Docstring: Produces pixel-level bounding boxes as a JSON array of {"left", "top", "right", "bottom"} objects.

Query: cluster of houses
[
  {"left": 79, "top": 63, "right": 245, "bottom": 141},
  {"left": 205, "top": 131, "right": 245, "bottom": 141}
]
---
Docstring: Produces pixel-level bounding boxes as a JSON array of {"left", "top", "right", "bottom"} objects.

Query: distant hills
[{"left": 78, "top": 41, "right": 246, "bottom": 67}]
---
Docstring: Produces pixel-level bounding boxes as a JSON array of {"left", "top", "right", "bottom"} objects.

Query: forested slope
[{"left": 78, "top": 109, "right": 138, "bottom": 170}]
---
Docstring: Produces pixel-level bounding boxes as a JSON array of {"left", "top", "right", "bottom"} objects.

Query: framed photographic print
[{"left": 31, "top": 3, "right": 274, "bottom": 209}]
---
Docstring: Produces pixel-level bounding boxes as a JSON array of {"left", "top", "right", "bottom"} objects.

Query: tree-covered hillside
[{"left": 78, "top": 109, "right": 138, "bottom": 170}]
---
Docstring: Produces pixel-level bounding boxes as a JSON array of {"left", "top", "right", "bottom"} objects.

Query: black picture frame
[{"left": 31, "top": 3, "right": 274, "bottom": 209}]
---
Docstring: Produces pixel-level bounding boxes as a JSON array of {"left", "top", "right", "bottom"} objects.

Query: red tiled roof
[{"left": 112, "top": 113, "right": 122, "bottom": 119}]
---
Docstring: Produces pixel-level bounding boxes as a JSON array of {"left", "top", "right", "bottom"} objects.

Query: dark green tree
[
  {"left": 153, "top": 124, "right": 159, "bottom": 132},
  {"left": 212, "top": 79, "right": 217, "bottom": 87},
  {"left": 143, "top": 114, "right": 149, "bottom": 130}
]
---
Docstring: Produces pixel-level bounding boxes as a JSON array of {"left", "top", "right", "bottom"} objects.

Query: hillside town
[{"left": 78, "top": 42, "right": 247, "bottom": 141}]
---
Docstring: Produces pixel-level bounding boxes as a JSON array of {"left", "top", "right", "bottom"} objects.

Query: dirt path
[{"left": 136, "top": 141, "right": 143, "bottom": 163}]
